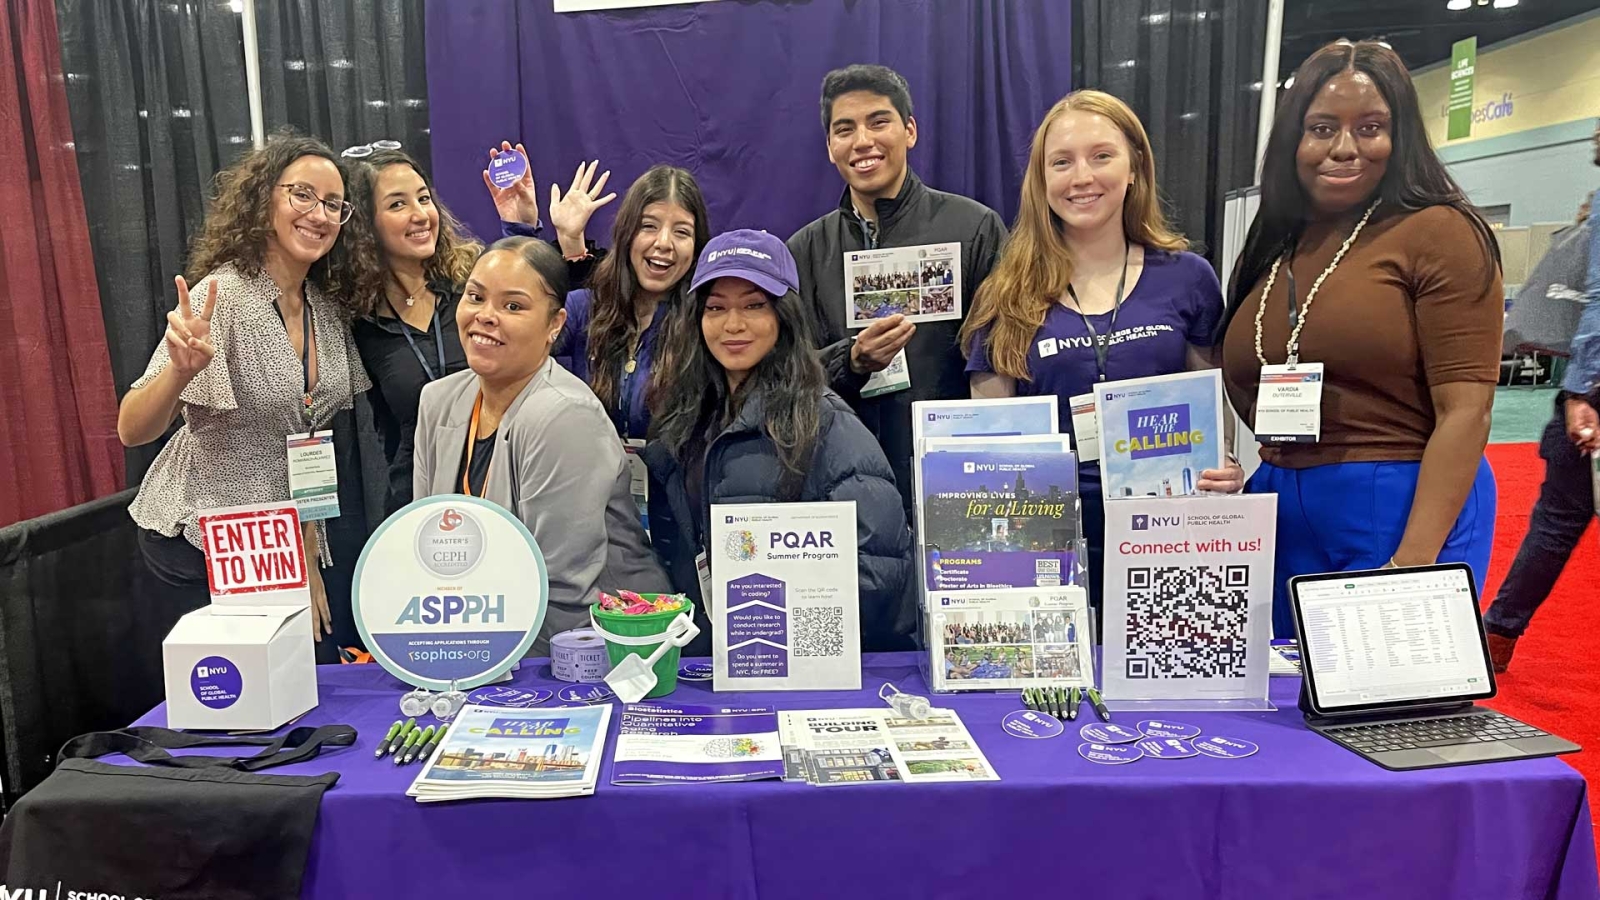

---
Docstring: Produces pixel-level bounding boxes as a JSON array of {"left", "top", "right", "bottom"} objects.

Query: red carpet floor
[{"left": 1478, "top": 442, "right": 1600, "bottom": 856}]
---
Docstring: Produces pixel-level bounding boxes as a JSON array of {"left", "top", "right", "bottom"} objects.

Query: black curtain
[
  {"left": 1074, "top": 0, "right": 1268, "bottom": 271},
  {"left": 55, "top": 0, "right": 254, "bottom": 484},
  {"left": 257, "top": 0, "right": 431, "bottom": 168}
]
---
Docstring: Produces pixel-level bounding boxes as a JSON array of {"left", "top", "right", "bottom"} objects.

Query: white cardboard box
[{"left": 163, "top": 605, "right": 318, "bottom": 730}]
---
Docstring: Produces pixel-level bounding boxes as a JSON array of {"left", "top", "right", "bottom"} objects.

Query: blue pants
[{"left": 1248, "top": 457, "right": 1497, "bottom": 637}]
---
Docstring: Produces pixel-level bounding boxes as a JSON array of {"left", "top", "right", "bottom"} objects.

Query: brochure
[
  {"left": 911, "top": 396, "right": 1059, "bottom": 452},
  {"left": 406, "top": 705, "right": 610, "bottom": 802},
  {"left": 1095, "top": 370, "right": 1226, "bottom": 501},
  {"left": 884, "top": 709, "right": 998, "bottom": 783},
  {"left": 778, "top": 709, "right": 901, "bottom": 786},
  {"left": 927, "top": 586, "right": 1093, "bottom": 692},
  {"left": 612, "top": 703, "right": 783, "bottom": 785},
  {"left": 777, "top": 708, "right": 998, "bottom": 785},
  {"left": 919, "top": 449, "right": 1079, "bottom": 591},
  {"left": 844, "top": 241, "right": 962, "bottom": 326}
]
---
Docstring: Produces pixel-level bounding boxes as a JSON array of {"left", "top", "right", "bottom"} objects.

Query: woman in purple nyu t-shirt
[{"left": 961, "top": 90, "right": 1245, "bottom": 612}]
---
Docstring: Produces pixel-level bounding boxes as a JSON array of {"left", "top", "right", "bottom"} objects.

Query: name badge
[
  {"left": 623, "top": 438, "right": 649, "bottom": 536},
  {"left": 286, "top": 431, "right": 339, "bottom": 521},
  {"left": 1254, "top": 363, "right": 1324, "bottom": 444},
  {"left": 695, "top": 551, "right": 714, "bottom": 616},
  {"left": 1069, "top": 393, "right": 1100, "bottom": 463},
  {"left": 861, "top": 348, "right": 912, "bottom": 398}
]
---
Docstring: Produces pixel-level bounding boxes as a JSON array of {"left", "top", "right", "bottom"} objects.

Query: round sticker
[
  {"left": 1002, "top": 710, "right": 1065, "bottom": 740},
  {"left": 1077, "top": 742, "right": 1143, "bottom": 765},
  {"left": 1138, "top": 719, "right": 1202, "bottom": 740},
  {"left": 467, "top": 686, "right": 553, "bottom": 708},
  {"left": 678, "top": 661, "right": 714, "bottom": 681},
  {"left": 557, "top": 684, "right": 615, "bottom": 704},
  {"left": 1194, "top": 736, "right": 1259, "bottom": 759},
  {"left": 353, "top": 497, "right": 549, "bottom": 692},
  {"left": 1137, "top": 737, "right": 1198, "bottom": 759},
  {"left": 190, "top": 655, "right": 243, "bottom": 709},
  {"left": 486, "top": 148, "right": 528, "bottom": 189},
  {"left": 1079, "top": 722, "right": 1143, "bottom": 744}
]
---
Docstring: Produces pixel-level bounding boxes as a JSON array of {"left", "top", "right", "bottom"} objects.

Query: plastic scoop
[{"left": 593, "top": 611, "right": 700, "bottom": 703}]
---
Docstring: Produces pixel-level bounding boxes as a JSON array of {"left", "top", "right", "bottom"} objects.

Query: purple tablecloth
[{"left": 131, "top": 653, "right": 1599, "bottom": 900}]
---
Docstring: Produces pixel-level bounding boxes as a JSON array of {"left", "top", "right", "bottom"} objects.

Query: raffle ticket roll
[{"left": 550, "top": 628, "right": 610, "bottom": 683}]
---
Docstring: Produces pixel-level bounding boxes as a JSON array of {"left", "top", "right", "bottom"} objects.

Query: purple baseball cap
[{"left": 690, "top": 229, "right": 800, "bottom": 297}]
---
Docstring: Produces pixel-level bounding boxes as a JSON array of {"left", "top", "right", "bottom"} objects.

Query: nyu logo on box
[{"left": 191, "top": 654, "right": 243, "bottom": 709}]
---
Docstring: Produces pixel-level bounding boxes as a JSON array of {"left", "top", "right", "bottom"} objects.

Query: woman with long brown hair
[
  {"left": 961, "top": 90, "right": 1243, "bottom": 609},
  {"left": 118, "top": 131, "right": 369, "bottom": 646}
]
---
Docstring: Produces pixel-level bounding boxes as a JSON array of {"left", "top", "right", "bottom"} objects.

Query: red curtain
[{"left": 0, "top": 0, "right": 123, "bottom": 527}]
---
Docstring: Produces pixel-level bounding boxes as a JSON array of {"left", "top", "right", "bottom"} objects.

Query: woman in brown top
[{"left": 1219, "top": 40, "right": 1502, "bottom": 636}]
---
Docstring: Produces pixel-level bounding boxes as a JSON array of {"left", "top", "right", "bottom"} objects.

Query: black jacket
[
  {"left": 643, "top": 389, "right": 916, "bottom": 654},
  {"left": 788, "top": 170, "right": 1008, "bottom": 514}
]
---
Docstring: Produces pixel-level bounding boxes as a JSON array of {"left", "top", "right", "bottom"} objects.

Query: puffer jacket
[{"left": 644, "top": 388, "right": 915, "bottom": 654}]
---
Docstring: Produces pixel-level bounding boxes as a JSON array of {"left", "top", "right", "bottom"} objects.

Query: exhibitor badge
[{"left": 354, "top": 497, "right": 548, "bottom": 690}]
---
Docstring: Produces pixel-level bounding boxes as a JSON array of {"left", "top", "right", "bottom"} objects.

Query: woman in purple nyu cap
[{"left": 645, "top": 230, "right": 916, "bottom": 653}]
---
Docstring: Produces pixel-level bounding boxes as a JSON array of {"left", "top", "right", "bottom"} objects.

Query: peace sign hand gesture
[
  {"left": 166, "top": 275, "right": 217, "bottom": 379},
  {"left": 481, "top": 140, "right": 541, "bottom": 228},
  {"left": 549, "top": 159, "right": 616, "bottom": 252}
]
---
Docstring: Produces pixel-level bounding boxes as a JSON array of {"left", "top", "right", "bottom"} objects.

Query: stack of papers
[
  {"left": 1270, "top": 642, "right": 1302, "bottom": 676},
  {"left": 778, "top": 707, "right": 998, "bottom": 785},
  {"left": 406, "top": 705, "right": 610, "bottom": 802},
  {"left": 612, "top": 703, "right": 784, "bottom": 785}
]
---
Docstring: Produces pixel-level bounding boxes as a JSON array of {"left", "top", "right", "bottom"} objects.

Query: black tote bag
[{"left": 0, "top": 724, "right": 355, "bottom": 900}]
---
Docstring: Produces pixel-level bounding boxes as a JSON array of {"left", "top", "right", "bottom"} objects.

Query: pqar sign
[{"left": 199, "top": 502, "right": 307, "bottom": 600}]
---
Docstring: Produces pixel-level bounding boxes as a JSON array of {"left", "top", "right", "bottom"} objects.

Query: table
[{"left": 130, "top": 653, "right": 1600, "bottom": 900}]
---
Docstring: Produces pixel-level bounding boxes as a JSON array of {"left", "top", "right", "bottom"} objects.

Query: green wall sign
[{"left": 1448, "top": 37, "right": 1477, "bottom": 141}]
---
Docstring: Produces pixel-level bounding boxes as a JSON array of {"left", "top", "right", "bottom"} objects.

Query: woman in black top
[{"left": 336, "top": 149, "right": 484, "bottom": 515}]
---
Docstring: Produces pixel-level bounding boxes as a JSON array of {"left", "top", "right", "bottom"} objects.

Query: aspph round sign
[{"left": 354, "top": 496, "right": 547, "bottom": 691}]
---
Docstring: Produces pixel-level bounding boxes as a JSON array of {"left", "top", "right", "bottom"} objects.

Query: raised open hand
[
  {"left": 165, "top": 276, "right": 217, "bottom": 378},
  {"left": 549, "top": 160, "right": 616, "bottom": 244},
  {"left": 480, "top": 140, "right": 540, "bottom": 227}
]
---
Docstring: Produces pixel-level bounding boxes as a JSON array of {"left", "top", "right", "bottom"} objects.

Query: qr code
[
  {"left": 1125, "top": 566, "right": 1250, "bottom": 679},
  {"left": 793, "top": 606, "right": 845, "bottom": 657}
]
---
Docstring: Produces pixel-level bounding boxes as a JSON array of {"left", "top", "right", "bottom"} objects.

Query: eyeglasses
[
  {"left": 342, "top": 139, "right": 403, "bottom": 159},
  {"left": 279, "top": 184, "right": 355, "bottom": 224}
]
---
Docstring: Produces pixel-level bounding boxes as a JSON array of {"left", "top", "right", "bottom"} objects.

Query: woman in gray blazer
[{"left": 413, "top": 236, "right": 670, "bottom": 652}]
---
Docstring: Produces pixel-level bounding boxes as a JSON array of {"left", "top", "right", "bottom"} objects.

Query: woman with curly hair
[
  {"left": 336, "top": 148, "right": 484, "bottom": 515},
  {"left": 119, "top": 132, "right": 369, "bottom": 645}
]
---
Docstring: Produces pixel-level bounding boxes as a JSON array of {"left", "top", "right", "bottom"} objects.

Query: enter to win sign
[{"left": 198, "top": 502, "right": 309, "bottom": 605}]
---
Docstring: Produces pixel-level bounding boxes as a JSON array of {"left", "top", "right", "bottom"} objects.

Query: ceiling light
[
  {"left": 1493, "top": 0, "right": 1519, "bottom": 7},
  {"left": 1446, "top": 0, "right": 1470, "bottom": 9}
]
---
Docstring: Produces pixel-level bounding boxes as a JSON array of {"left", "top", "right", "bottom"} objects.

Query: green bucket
[{"left": 591, "top": 595, "right": 695, "bottom": 700}]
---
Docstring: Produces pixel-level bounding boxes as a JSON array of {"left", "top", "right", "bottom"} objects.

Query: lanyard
[
  {"left": 1064, "top": 243, "right": 1130, "bottom": 382},
  {"left": 272, "top": 296, "right": 314, "bottom": 427},
  {"left": 461, "top": 390, "right": 493, "bottom": 497},
  {"left": 1252, "top": 199, "right": 1380, "bottom": 367},
  {"left": 387, "top": 296, "right": 445, "bottom": 382}
]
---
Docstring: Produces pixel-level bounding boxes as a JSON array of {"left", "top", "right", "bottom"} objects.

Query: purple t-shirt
[{"left": 966, "top": 249, "right": 1223, "bottom": 489}]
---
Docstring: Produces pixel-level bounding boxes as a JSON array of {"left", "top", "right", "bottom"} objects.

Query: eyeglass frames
[{"left": 279, "top": 184, "right": 355, "bottom": 224}]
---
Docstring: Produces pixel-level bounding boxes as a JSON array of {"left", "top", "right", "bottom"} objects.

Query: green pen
[
  {"left": 1053, "top": 686, "right": 1067, "bottom": 720},
  {"left": 401, "top": 726, "right": 435, "bottom": 765},
  {"left": 386, "top": 717, "right": 417, "bottom": 757},
  {"left": 375, "top": 720, "right": 403, "bottom": 759},
  {"left": 1067, "top": 686, "right": 1081, "bottom": 721},
  {"left": 1022, "top": 687, "right": 1036, "bottom": 712},
  {"left": 417, "top": 727, "right": 445, "bottom": 767},
  {"left": 394, "top": 724, "right": 424, "bottom": 764},
  {"left": 1087, "top": 687, "right": 1112, "bottom": 722}
]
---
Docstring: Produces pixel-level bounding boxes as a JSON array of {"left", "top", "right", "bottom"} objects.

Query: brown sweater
[{"left": 1222, "top": 205, "right": 1503, "bottom": 469}]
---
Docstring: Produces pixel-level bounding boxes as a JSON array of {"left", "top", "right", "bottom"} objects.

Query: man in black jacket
[{"left": 788, "top": 64, "right": 1009, "bottom": 517}]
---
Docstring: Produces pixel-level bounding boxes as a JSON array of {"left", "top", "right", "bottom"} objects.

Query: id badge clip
[
  {"left": 1254, "top": 363, "right": 1324, "bottom": 444},
  {"left": 287, "top": 430, "right": 340, "bottom": 521}
]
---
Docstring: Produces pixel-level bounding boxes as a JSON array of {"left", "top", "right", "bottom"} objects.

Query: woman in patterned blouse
[{"left": 119, "top": 132, "right": 370, "bottom": 647}]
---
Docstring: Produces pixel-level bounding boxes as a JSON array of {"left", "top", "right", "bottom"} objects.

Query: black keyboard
[{"left": 1325, "top": 711, "right": 1549, "bottom": 754}]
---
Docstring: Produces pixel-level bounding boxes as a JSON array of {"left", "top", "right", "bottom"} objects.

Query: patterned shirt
[{"left": 128, "top": 262, "right": 371, "bottom": 548}]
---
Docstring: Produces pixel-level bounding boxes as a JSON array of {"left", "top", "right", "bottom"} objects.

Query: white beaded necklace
[{"left": 1253, "top": 199, "right": 1380, "bottom": 367}]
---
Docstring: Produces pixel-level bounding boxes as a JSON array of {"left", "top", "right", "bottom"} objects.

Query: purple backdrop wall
[{"left": 425, "top": 0, "right": 1073, "bottom": 246}]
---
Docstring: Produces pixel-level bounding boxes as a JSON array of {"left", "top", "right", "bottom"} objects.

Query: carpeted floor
[{"left": 1479, "top": 390, "right": 1599, "bottom": 854}]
